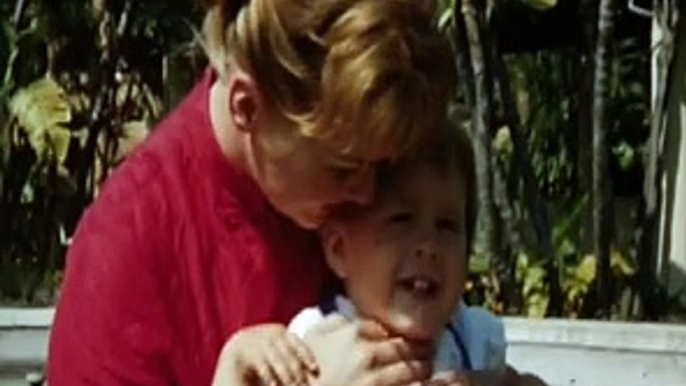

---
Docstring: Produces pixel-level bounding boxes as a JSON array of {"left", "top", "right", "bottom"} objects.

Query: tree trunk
[
  {"left": 592, "top": 0, "right": 617, "bottom": 318},
  {"left": 461, "top": 0, "right": 499, "bottom": 266},
  {"left": 451, "top": 0, "right": 475, "bottom": 110},
  {"left": 577, "top": 0, "right": 597, "bottom": 197},
  {"left": 639, "top": 0, "right": 674, "bottom": 320}
]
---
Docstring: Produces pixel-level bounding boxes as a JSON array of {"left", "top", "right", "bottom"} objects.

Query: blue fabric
[{"left": 447, "top": 321, "right": 473, "bottom": 370}]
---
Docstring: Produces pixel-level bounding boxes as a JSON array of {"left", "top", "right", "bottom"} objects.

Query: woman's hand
[
  {"left": 303, "top": 315, "right": 434, "bottom": 386},
  {"left": 212, "top": 324, "right": 318, "bottom": 386}
]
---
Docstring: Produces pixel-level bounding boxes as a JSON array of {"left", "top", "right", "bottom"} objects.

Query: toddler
[{"left": 289, "top": 124, "right": 506, "bottom": 375}]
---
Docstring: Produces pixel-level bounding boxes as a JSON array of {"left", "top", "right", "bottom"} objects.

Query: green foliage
[
  {"left": 10, "top": 79, "right": 71, "bottom": 165},
  {"left": 437, "top": 0, "right": 456, "bottom": 33},
  {"left": 521, "top": 0, "right": 558, "bottom": 11},
  {"left": 441, "top": 0, "right": 656, "bottom": 320},
  {"left": 507, "top": 51, "right": 578, "bottom": 197},
  {"left": 511, "top": 196, "right": 597, "bottom": 318},
  {"left": 467, "top": 194, "right": 638, "bottom": 318},
  {"left": 515, "top": 251, "right": 549, "bottom": 317},
  {"left": 0, "top": 0, "right": 204, "bottom": 305}
]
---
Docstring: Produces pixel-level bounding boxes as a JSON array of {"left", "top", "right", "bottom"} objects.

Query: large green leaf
[
  {"left": 574, "top": 254, "right": 597, "bottom": 285},
  {"left": 493, "top": 126, "right": 514, "bottom": 156},
  {"left": 526, "top": 292, "right": 549, "bottom": 318},
  {"left": 611, "top": 248, "right": 636, "bottom": 276},
  {"left": 9, "top": 78, "right": 72, "bottom": 164},
  {"left": 523, "top": 266, "right": 546, "bottom": 296},
  {"left": 10, "top": 78, "right": 71, "bottom": 133},
  {"left": 521, "top": 0, "right": 558, "bottom": 11},
  {"left": 45, "top": 126, "right": 71, "bottom": 165}
]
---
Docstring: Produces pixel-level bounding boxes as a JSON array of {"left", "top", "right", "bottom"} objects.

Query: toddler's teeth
[{"left": 413, "top": 279, "right": 429, "bottom": 291}]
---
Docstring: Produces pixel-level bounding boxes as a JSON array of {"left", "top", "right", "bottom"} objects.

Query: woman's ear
[
  {"left": 320, "top": 225, "right": 348, "bottom": 279},
  {"left": 227, "top": 70, "right": 261, "bottom": 132}
]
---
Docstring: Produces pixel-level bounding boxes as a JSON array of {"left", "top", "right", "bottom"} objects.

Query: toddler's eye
[{"left": 436, "top": 218, "right": 461, "bottom": 233}]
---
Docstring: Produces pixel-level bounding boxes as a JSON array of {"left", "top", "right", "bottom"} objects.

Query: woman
[{"left": 48, "top": 0, "right": 455, "bottom": 385}]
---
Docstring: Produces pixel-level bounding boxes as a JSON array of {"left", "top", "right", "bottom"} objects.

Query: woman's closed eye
[
  {"left": 328, "top": 165, "right": 359, "bottom": 181},
  {"left": 389, "top": 212, "right": 413, "bottom": 224}
]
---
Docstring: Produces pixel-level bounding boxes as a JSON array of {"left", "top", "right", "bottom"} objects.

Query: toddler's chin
[{"left": 386, "top": 314, "right": 442, "bottom": 342}]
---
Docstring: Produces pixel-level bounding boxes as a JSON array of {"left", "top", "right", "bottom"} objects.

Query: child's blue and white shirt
[{"left": 288, "top": 295, "right": 507, "bottom": 372}]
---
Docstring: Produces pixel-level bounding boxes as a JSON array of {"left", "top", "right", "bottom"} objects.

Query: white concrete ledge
[
  {"left": 504, "top": 317, "right": 686, "bottom": 354},
  {"left": 0, "top": 308, "right": 53, "bottom": 377},
  {"left": 504, "top": 318, "right": 686, "bottom": 386},
  {"left": 0, "top": 309, "right": 54, "bottom": 329},
  {"left": 0, "top": 329, "right": 50, "bottom": 368}
]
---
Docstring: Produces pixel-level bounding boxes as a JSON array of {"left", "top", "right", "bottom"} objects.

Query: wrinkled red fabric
[{"left": 48, "top": 69, "right": 327, "bottom": 386}]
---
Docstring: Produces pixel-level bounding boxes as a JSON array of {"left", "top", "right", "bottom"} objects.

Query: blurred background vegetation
[
  {"left": 0, "top": 0, "right": 206, "bottom": 305},
  {"left": 1, "top": 0, "right": 684, "bottom": 322}
]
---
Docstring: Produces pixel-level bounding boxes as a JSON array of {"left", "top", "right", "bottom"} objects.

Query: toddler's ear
[{"left": 320, "top": 224, "right": 347, "bottom": 279}]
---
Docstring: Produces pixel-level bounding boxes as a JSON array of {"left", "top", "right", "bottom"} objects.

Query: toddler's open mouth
[{"left": 397, "top": 275, "right": 440, "bottom": 298}]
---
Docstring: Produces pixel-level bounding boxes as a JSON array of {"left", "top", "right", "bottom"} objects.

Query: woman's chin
[
  {"left": 294, "top": 216, "right": 320, "bottom": 229},
  {"left": 290, "top": 209, "right": 325, "bottom": 229}
]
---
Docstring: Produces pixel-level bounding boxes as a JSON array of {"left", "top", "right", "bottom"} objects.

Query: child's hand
[{"left": 213, "top": 324, "right": 318, "bottom": 386}]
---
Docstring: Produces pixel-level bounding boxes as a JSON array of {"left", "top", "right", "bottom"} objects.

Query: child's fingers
[{"left": 286, "top": 333, "right": 319, "bottom": 374}]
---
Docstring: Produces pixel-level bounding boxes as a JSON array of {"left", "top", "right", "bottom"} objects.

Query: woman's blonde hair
[{"left": 202, "top": 0, "right": 455, "bottom": 158}]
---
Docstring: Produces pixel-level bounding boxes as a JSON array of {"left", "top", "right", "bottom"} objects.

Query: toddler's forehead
[{"left": 323, "top": 159, "right": 465, "bottom": 227}]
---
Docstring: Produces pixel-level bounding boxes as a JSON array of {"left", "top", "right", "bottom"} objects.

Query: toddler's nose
[{"left": 414, "top": 236, "right": 439, "bottom": 261}]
